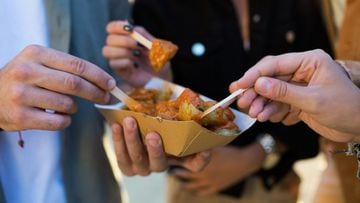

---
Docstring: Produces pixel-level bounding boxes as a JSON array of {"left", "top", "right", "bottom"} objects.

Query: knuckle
[
  {"left": 262, "top": 55, "right": 274, "bottom": 62},
  {"left": 312, "top": 49, "right": 331, "bottom": 61},
  {"left": 50, "top": 116, "right": 71, "bottom": 130},
  {"left": 138, "top": 171, "right": 151, "bottom": 177},
  {"left": 121, "top": 169, "right": 135, "bottom": 177},
  {"left": 12, "top": 109, "right": 27, "bottom": 125},
  {"left": 10, "top": 85, "right": 27, "bottom": 103},
  {"left": 69, "top": 58, "right": 87, "bottom": 75},
  {"left": 102, "top": 46, "right": 110, "bottom": 57},
  {"left": 132, "top": 154, "right": 145, "bottom": 164},
  {"left": 22, "top": 45, "right": 43, "bottom": 57},
  {"left": 313, "top": 49, "right": 326, "bottom": 56},
  {"left": 106, "top": 35, "right": 113, "bottom": 45},
  {"left": 116, "top": 159, "right": 128, "bottom": 168},
  {"left": 273, "top": 82, "right": 288, "bottom": 99},
  {"left": 10, "top": 62, "right": 31, "bottom": 81},
  {"left": 151, "top": 165, "right": 167, "bottom": 173},
  {"left": 60, "top": 97, "right": 77, "bottom": 113},
  {"left": 135, "top": 168, "right": 150, "bottom": 176},
  {"left": 64, "top": 75, "right": 82, "bottom": 92},
  {"left": 117, "top": 59, "right": 133, "bottom": 70}
]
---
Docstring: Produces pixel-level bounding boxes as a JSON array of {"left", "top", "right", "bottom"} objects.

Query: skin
[
  {"left": 111, "top": 117, "right": 210, "bottom": 175},
  {"left": 172, "top": 144, "right": 265, "bottom": 196},
  {"left": 104, "top": 21, "right": 266, "bottom": 189},
  {"left": 103, "top": 21, "right": 172, "bottom": 88},
  {"left": 229, "top": 49, "right": 360, "bottom": 143},
  {"left": 0, "top": 45, "right": 115, "bottom": 131}
]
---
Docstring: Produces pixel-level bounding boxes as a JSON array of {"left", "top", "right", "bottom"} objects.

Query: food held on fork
[
  {"left": 126, "top": 87, "right": 240, "bottom": 136},
  {"left": 149, "top": 38, "right": 178, "bottom": 72}
]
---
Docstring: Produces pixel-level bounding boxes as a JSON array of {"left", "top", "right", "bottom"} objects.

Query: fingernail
[
  {"left": 147, "top": 139, "right": 161, "bottom": 147},
  {"left": 133, "top": 50, "right": 141, "bottom": 57},
  {"left": 146, "top": 133, "right": 161, "bottom": 147},
  {"left": 124, "top": 117, "right": 135, "bottom": 129},
  {"left": 111, "top": 123, "right": 120, "bottom": 134},
  {"left": 256, "top": 77, "right": 271, "bottom": 94},
  {"left": 107, "top": 79, "right": 116, "bottom": 90},
  {"left": 123, "top": 24, "right": 134, "bottom": 32}
]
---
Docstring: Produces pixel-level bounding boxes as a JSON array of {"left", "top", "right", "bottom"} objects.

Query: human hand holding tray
[{"left": 95, "top": 77, "right": 256, "bottom": 157}]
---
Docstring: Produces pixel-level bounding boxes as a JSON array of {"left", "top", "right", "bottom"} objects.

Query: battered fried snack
[
  {"left": 149, "top": 39, "right": 178, "bottom": 72},
  {"left": 126, "top": 87, "right": 240, "bottom": 136}
]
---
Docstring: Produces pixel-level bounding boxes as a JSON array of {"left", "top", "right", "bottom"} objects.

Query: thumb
[{"left": 254, "top": 77, "right": 310, "bottom": 110}]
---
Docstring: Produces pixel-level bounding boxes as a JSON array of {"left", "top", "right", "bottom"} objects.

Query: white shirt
[{"left": 0, "top": 1, "right": 66, "bottom": 203}]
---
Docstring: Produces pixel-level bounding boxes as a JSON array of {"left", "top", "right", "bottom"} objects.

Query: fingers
[
  {"left": 230, "top": 50, "right": 331, "bottom": 91},
  {"left": 108, "top": 58, "right": 135, "bottom": 71},
  {"left": 169, "top": 151, "right": 211, "bottom": 172},
  {"left": 106, "top": 21, "right": 133, "bottom": 35},
  {"left": 144, "top": 132, "right": 167, "bottom": 172},
  {"left": 173, "top": 169, "right": 217, "bottom": 196},
  {"left": 234, "top": 88, "right": 257, "bottom": 109},
  {"left": 172, "top": 169, "right": 197, "bottom": 180},
  {"left": 102, "top": 46, "right": 134, "bottom": 59},
  {"left": 254, "top": 77, "right": 313, "bottom": 111},
  {"left": 133, "top": 26, "right": 155, "bottom": 41},
  {"left": 106, "top": 34, "right": 138, "bottom": 49},
  {"left": 7, "top": 107, "right": 71, "bottom": 131},
  {"left": 20, "top": 45, "right": 116, "bottom": 92},
  {"left": 256, "top": 101, "right": 290, "bottom": 122},
  {"left": 281, "top": 107, "right": 301, "bottom": 125},
  {"left": 30, "top": 64, "right": 110, "bottom": 104},
  {"left": 13, "top": 85, "right": 77, "bottom": 114},
  {"left": 112, "top": 117, "right": 169, "bottom": 176},
  {"left": 111, "top": 123, "right": 134, "bottom": 176},
  {"left": 248, "top": 96, "right": 266, "bottom": 118},
  {"left": 122, "top": 117, "right": 150, "bottom": 176}
]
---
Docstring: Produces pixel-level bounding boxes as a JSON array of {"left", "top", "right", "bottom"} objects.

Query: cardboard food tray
[{"left": 95, "top": 77, "right": 256, "bottom": 157}]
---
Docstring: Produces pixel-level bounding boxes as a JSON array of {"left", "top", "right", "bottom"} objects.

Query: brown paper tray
[{"left": 96, "top": 77, "right": 255, "bottom": 157}]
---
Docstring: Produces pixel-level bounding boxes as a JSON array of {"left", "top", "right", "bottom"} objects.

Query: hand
[
  {"left": 0, "top": 45, "right": 115, "bottom": 131},
  {"left": 230, "top": 49, "right": 360, "bottom": 142},
  {"left": 111, "top": 117, "right": 210, "bottom": 176},
  {"left": 171, "top": 144, "right": 265, "bottom": 196},
  {"left": 103, "top": 21, "right": 172, "bottom": 88}
]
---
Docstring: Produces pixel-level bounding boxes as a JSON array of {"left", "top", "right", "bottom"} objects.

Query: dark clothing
[{"left": 133, "top": 0, "right": 332, "bottom": 198}]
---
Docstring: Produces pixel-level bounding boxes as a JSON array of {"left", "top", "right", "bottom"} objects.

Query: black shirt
[{"left": 133, "top": 0, "right": 332, "bottom": 197}]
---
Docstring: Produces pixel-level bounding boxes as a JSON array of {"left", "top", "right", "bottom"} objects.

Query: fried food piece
[
  {"left": 128, "top": 88, "right": 158, "bottom": 101},
  {"left": 155, "top": 100, "right": 178, "bottom": 120},
  {"left": 211, "top": 122, "right": 240, "bottom": 136},
  {"left": 177, "top": 102, "right": 202, "bottom": 122},
  {"left": 199, "top": 101, "right": 236, "bottom": 127},
  {"left": 149, "top": 38, "right": 178, "bottom": 72},
  {"left": 126, "top": 87, "right": 240, "bottom": 136},
  {"left": 175, "top": 88, "right": 204, "bottom": 107}
]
